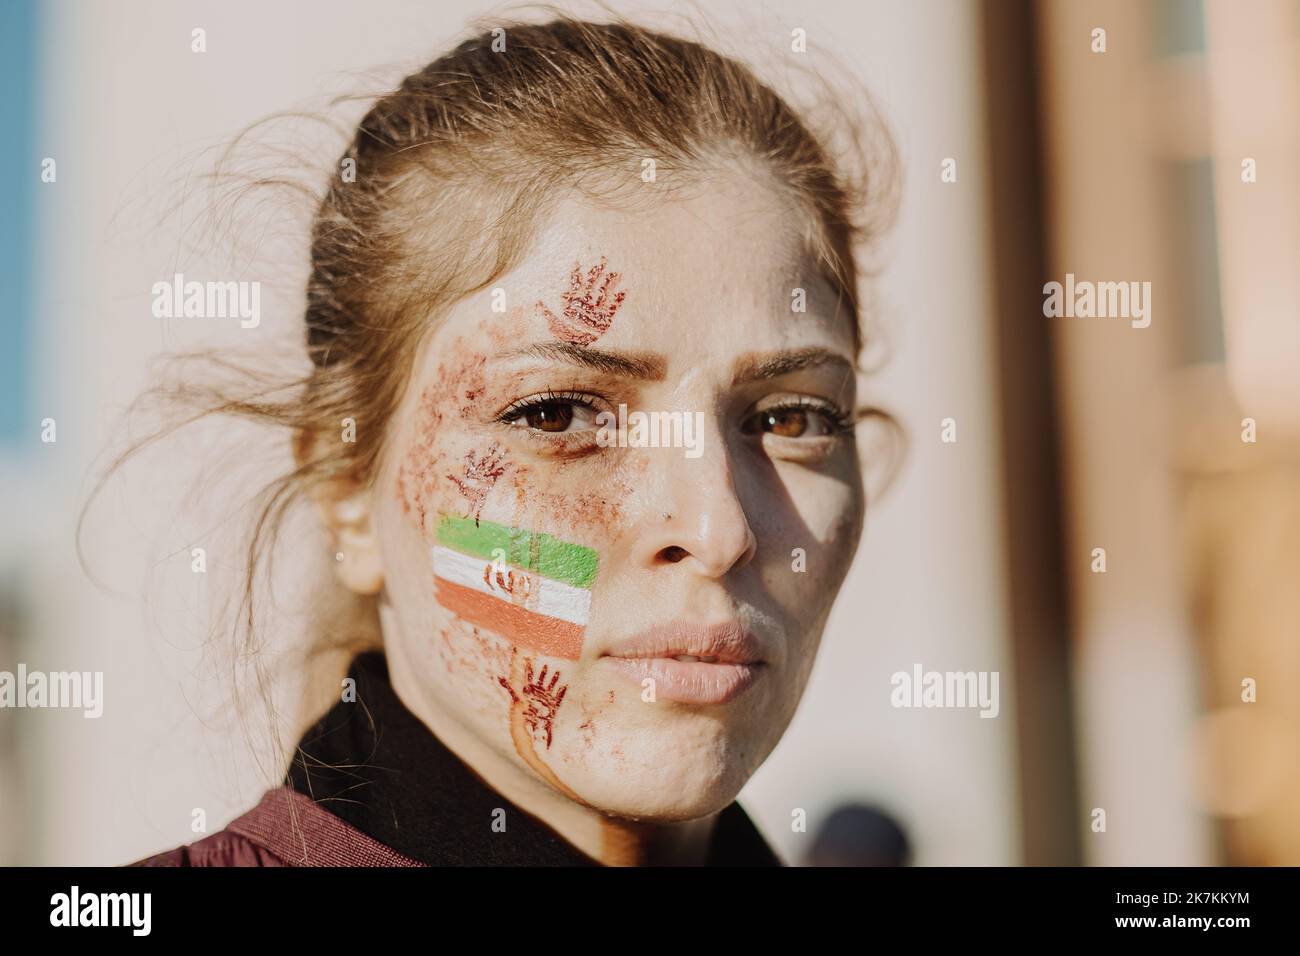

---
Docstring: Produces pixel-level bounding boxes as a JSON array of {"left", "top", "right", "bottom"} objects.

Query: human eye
[
  {"left": 741, "top": 395, "right": 854, "bottom": 440},
  {"left": 494, "top": 389, "right": 604, "bottom": 436}
]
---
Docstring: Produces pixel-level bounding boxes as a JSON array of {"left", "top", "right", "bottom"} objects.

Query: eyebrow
[
  {"left": 731, "top": 348, "right": 856, "bottom": 386},
  {"left": 497, "top": 341, "right": 668, "bottom": 380}
]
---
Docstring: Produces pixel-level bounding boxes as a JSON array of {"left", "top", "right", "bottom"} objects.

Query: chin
[
  {"left": 559, "top": 711, "right": 771, "bottom": 821},
  {"left": 580, "top": 772, "right": 750, "bottom": 823}
]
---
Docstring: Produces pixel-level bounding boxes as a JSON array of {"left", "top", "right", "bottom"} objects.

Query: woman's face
[{"left": 369, "top": 168, "right": 864, "bottom": 822}]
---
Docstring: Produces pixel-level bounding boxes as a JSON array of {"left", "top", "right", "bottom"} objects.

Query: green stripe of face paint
[{"left": 435, "top": 514, "right": 599, "bottom": 590}]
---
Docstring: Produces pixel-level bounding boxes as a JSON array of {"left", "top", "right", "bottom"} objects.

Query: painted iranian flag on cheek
[{"left": 431, "top": 514, "right": 599, "bottom": 661}]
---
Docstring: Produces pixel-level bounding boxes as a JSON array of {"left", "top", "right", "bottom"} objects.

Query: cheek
[
  {"left": 394, "top": 352, "right": 503, "bottom": 533},
  {"left": 496, "top": 455, "right": 645, "bottom": 540},
  {"left": 436, "top": 617, "right": 514, "bottom": 682},
  {"left": 390, "top": 379, "right": 636, "bottom": 675},
  {"left": 757, "top": 461, "right": 863, "bottom": 598},
  {"left": 804, "top": 479, "right": 863, "bottom": 548},
  {"left": 393, "top": 326, "right": 642, "bottom": 543},
  {"left": 396, "top": 421, "right": 638, "bottom": 544}
]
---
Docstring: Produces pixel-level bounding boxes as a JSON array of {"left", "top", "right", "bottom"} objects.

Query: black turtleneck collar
[{"left": 285, "top": 650, "right": 783, "bottom": 866}]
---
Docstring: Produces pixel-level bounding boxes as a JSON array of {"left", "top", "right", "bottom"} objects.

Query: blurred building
[{"left": 1033, "top": 0, "right": 1300, "bottom": 864}]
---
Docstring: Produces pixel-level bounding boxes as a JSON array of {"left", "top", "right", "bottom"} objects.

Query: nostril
[{"left": 659, "top": 546, "right": 689, "bottom": 563}]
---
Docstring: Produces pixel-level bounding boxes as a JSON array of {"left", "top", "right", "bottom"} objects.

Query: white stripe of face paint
[{"left": 431, "top": 545, "right": 591, "bottom": 626}]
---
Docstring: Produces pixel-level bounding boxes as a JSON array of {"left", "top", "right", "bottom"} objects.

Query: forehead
[{"left": 445, "top": 169, "right": 855, "bottom": 358}]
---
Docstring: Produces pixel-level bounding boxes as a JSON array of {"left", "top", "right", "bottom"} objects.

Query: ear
[{"left": 295, "top": 429, "right": 384, "bottom": 596}]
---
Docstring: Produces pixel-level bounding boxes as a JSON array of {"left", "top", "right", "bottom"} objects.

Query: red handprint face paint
[
  {"left": 536, "top": 255, "right": 628, "bottom": 346},
  {"left": 497, "top": 656, "right": 567, "bottom": 750},
  {"left": 446, "top": 443, "right": 508, "bottom": 526},
  {"left": 497, "top": 649, "right": 585, "bottom": 806}
]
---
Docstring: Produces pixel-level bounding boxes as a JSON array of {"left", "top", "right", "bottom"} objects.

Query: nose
[{"left": 637, "top": 435, "right": 758, "bottom": 578}]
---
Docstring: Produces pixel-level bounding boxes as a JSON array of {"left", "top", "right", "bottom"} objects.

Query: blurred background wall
[
  {"left": 1035, "top": 0, "right": 1300, "bottom": 865},
  {"left": 0, "top": 0, "right": 1293, "bottom": 866}
]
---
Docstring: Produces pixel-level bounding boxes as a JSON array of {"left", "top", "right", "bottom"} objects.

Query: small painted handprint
[
  {"left": 498, "top": 659, "right": 568, "bottom": 750},
  {"left": 447, "top": 442, "right": 507, "bottom": 526},
  {"left": 536, "top": 256, "right": 628, "bottom": 346}
]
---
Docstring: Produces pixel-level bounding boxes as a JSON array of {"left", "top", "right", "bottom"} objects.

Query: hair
[{"left": 80, "top": 10, "right": 899, "bottom": 781}]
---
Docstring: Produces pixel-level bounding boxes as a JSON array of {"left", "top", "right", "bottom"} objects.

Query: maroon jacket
[{"left": 130, "top": 785, "right": 423, "bottom": 867}]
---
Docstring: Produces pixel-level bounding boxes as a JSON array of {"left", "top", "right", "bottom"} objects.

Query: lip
[{"left": 600, "top": 621, "right": 766, "bottom": 706}]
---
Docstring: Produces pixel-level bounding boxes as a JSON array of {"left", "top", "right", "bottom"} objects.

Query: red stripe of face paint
[{"left": 435, "top": 577, "right": 584, "bottom": 660}]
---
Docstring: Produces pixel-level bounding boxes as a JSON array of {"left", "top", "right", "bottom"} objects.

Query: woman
[{"left": 127, "top": 14, "right": 894, "bottom": 867}]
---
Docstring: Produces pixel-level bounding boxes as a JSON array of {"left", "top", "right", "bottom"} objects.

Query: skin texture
[{"left": 328, "top": 167, "right": 865, "bottom": 865}]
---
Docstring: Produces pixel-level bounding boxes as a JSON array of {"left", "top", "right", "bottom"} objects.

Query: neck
[
  {"left": 599, "top": 813, "right": 718, "bottom": 866},
  {"left": 385, "top": 637, "right": 718, "bottom": 866}
]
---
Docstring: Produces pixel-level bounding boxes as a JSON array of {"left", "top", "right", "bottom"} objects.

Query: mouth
[{"left": 600, "top": 620, "right": 767, "bottom": 706}]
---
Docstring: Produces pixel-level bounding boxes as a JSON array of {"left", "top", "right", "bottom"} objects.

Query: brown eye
[
  {"left": 764, "top": 408, "right": 809, "bottom": 438},
  {"left": 524, "top": 401, "right": 575, "bottom": 432},
  {"left": 500, "top": 394, "right": 601, "bottom": 437},
  {"left": 743, "top": 403, "right": 845, "bottom": 440}
]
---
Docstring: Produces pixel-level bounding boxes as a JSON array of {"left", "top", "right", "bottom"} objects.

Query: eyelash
[
  {"left": 493, "top": 389, "right": 603, "bottom": 425},
  {"left": 495, "top": 390, "right": 855, "bottom": 440},
  {"left": 754, "top": 396, "right": 856, "bottom": 437}
]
